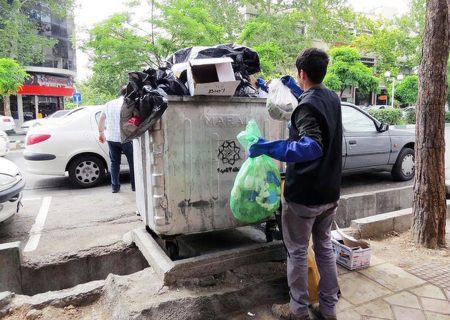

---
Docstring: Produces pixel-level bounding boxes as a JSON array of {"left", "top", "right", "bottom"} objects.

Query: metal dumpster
[{"left": 134, "top": 96, "right": 287, "bottom": 240}]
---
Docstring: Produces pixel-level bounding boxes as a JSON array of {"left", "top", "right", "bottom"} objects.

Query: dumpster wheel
[{"left": 165, "top": 240, "right": 179, "bottom": 260}]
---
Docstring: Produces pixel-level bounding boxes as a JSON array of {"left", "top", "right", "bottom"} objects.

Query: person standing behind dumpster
[
  {"left": 98, "top": 86, "right": 135, "bottom": 193},
  {"left": 248, "top": 48, "right": 342, "bottom": 320}
]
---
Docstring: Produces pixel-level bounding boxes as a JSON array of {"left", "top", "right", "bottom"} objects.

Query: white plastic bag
[{"left": 266, "top": 79, "right": 298, "bottom": 121}]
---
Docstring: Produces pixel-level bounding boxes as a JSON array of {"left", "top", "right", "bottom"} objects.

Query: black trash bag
[
  {"left": 121, "top": 66, "right": 183, "bottom": 142},
  {"left": 233, "top": 73, "right": 259, "bottom": 97},
  {"left": 121, "top": 87, "right": 168, "bottom": 143},
  {"left": 166, "top": 43, "right": 261, "bottom": 87}
]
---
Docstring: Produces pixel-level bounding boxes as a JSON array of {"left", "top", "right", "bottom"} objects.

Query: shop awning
[{"left": 17, "top": 85, "right": 74, "bottom": 97}]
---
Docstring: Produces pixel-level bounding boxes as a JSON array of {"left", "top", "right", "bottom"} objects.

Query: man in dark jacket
[{"left": 249, "top": 48, "right": 342, "bottom": 320}]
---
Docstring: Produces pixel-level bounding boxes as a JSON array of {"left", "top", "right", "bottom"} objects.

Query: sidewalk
[{"left": 230, "top": 256, "right": 450, "bottom": 320}]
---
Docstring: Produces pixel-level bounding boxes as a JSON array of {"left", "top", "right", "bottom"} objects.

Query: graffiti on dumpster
[
  {"left": 218, "top": 140, "right": 241, "bottom": 166},
  {"left": 217, "top": 166, "right": 240, "bottom": 174}
]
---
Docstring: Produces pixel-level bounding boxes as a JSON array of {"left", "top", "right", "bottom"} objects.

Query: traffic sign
[{"left": 73, "top": 92, "right": 82, "bottom": 103}]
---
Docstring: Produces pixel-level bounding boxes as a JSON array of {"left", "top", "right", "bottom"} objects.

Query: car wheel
[
  {"left": 68, "top": 155, "right": 106, "bottom": 188},
  {"left": 391, "top": 147, "right": 415, "bottom": 181}
]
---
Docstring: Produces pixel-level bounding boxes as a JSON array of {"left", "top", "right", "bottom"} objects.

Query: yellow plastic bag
[{"left": 308, "top": 243, "right": 320, "bottom": 304}]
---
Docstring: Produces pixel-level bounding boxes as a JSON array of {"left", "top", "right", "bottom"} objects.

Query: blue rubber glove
[
  {"left": 256, "top": 78, "right": 269, "bottom": 93},
  {"left": 281, "top": 75, "right": 303, "bottom": 98},
  {"left": 248, "top": 136, "right": 323, "bottom": 163}
]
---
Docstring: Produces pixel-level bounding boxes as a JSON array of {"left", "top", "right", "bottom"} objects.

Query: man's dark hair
[
  {"left": 119, "top": 85, "right": 127, "bottom": 97},
  {"left": 295, "top": 48, "right": 329, "bottom": 84}
]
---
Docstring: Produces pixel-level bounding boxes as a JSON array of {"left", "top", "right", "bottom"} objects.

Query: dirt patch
[
  {"left": 3, "top": 303, "right": 109, "bottom": 320},
  {"left": 369, "top": 230, "right": 450, "bottom": 269}
]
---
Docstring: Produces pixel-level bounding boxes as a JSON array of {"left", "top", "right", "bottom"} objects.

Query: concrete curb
[
  {"left": 15, "top": 280, "right": 105, "bottom": 310},
  {"left": 349, "top": 202, "right": 450, "bottom": 239},
  {"left": 351, "top": 208, "right": 412, "bottom": 238},
  {"left": 336, "top": 186, "right": 413, "bottom": 228}
]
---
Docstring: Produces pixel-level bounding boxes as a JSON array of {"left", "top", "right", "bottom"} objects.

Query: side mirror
[{"left": 378, "top": 123, "right": 389, "bottom": 132}]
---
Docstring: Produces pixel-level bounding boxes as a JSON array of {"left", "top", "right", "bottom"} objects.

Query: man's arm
[
  {"left": 98, "top": 112, "right": 106, "bottom": 143},
  {"left": 248, "top": 105, "right": 324, "bottom": 163}
]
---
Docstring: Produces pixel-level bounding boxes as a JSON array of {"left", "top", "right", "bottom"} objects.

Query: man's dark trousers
[{"left": 107, "top": 141, "right": 135, "bottom": 190}]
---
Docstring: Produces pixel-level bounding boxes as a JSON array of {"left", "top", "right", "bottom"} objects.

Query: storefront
[{"left": 9, "top": 67, "right": 75, "bottom": 125}]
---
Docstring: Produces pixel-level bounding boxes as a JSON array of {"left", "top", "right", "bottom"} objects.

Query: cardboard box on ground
[
  {"left": 331, "top": 224, "right": 371, "bottom": 270},
  {"left": 187, "top": 57, "right": 241, "bottom": 96}
]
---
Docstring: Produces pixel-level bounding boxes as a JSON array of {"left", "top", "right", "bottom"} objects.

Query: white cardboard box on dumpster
[
  {"left": 187, "top": 57, "right": 240, "bottom": 96},
  {"left": 331, "top": 230, "right": 371, "bottom": 270}
]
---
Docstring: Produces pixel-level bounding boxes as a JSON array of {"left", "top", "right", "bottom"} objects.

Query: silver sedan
[{"left": 341, "top": 103, "right": 415, "bottom": 181}]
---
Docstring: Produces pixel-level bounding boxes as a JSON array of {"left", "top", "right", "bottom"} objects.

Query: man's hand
[
  {"left": 99, "top": 132, "right": 106, "bottom": 143},
  {"left": 248, "top": 138, "right": 268, "bottom": 158}
]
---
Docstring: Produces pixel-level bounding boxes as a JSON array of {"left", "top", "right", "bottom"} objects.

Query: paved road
[{"left": 1, "top": 149, "right": 139, "bottom": 263}]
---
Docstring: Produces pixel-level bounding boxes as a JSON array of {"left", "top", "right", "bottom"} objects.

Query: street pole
[{"left": 391, "top": 78, "right": 396, "bottom": 108}]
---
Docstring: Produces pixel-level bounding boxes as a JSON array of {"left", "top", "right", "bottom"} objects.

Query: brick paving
[
  {"left": 229, "top": 256, "right": 450, "bottom": 320},
  {"left": 408, "top": 262, "right": 450, "bottom": 291}
]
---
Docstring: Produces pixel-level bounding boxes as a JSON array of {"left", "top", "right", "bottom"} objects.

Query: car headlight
[{"left": 0, "top": 174, "right": 20, "bottom": 192}]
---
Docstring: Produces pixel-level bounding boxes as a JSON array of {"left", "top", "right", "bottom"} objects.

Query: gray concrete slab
[
  {"left": 131, "top": 227, "right": 286, "bottom": 285},
  {"left": 351, "top": 209, "right": 412, "bottom": 238},
  {"left": 337, "top": 186, "right": 412, "bottom": 228},
  {"left": 0, "top": 242, "right": 22, "bottom": 294}
]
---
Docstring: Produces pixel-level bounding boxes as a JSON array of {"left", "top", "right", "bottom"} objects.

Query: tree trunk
[
  {"left": 412, "top": 0, "right": 449, "bottom": 248},
  {"left": 3, "top": 95, "right": 11, "bottom": 117}
]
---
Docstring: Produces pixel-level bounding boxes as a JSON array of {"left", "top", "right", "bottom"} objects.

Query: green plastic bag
[{"left": 230, "top": 120, "right": 281, "bottom": 223}]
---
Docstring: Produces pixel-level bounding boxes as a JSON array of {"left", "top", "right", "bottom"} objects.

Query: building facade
[{"left": 8, "top": 4, "right": 76, "bottom": 125}]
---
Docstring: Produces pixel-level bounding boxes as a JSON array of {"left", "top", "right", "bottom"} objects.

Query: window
[{"left": 342, "top": 105, "right": 377, "bottom": 132}]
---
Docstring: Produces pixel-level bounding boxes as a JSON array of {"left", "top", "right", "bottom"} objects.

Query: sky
[{"left": 74, "top": 0, "right": 410, "bottom": 81}]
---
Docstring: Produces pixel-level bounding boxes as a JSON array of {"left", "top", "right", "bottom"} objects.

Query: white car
[
  {"left": 0, "top": 157, "right": 24, "bottom": 223},
  {"left": 24, "top": 105, "right": 127, "bottom": 188},
  {"left": 20, "top": 109, "right": 74, "bottom": 133},
  {"left": 0, "top": 115, "right": 15, "bottom": 133},
  {"left": 0, "top": 130, "right": 10, "bottom": 156}
]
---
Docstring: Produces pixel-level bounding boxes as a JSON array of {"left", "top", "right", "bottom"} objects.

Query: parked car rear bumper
[
  {"left": 24, "top": 152, "right": 56, "bottom": 161},
  {"left": 24, "top": 153, "right": 66, "bottom": 176}
]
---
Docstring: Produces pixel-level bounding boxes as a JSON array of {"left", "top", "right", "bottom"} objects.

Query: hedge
[
  {"left": 404, "top": 112, "right": 416, "bottom": 124},
  {"left": 403, "top": 111, "right": 450, "bottom": 124},
  {"left": 368, "top": 108, "right": 403, "bottom": 125},
  {"left": 446, "top": 111, "right": 450, "bottom": 123}
]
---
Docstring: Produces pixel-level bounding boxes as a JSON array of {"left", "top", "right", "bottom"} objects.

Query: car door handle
[{"left": 348, "top": 140, "right": 357, "bottom": 145}]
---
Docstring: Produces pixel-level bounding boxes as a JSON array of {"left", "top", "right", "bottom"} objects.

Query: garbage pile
[{"left": 120, "top": 43, "right": 262, "bottom": 142}]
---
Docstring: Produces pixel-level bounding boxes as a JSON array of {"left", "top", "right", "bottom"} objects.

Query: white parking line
[
  {"left": 22, "top": 197, "right": 42, "bottom": 201},
  {"left": 23, "top": 196, "right": 52, "bottom": 253}
]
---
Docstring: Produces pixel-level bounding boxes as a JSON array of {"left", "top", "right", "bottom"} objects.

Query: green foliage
[
  {"left": 81, "top": 0, "right": 237, "bottom": 97},
  {"left": 252, "top": 42, "right": 284, "bottom": 78},
  {"left": 396, "top": 75, "right": 419, "bottom": 105},
  {"left": 324, "top": 46, "right": 380, "bottom": 96},
  {"left": 153, "top": 0, "right": 228, "bottom": 54},
  {"left": 368, "top": 108, "right": 403, "bottom": 125},
  {"left": 353, "top": 0, "right": 425, "bottom": 76},
  {"left": 445, "top": 112, "right": 450, "bottom": 123},
  {"left": 81, "top": 13, "right": 154, "bottom": 98},
  {"left": 239, "top": 0, "right": 355, "bottom": 77},
  {"left": 0, "top": 0, "right": 73, "bottom": 65},
  {"left": 404, "top": 111, "right": 416, "bottom": 124},
  {"left": 64, "top": 81, "right": 117, "bottom": 109},
  {"left": 0, "top": 58, "right": 28, "bottom": 96}
]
